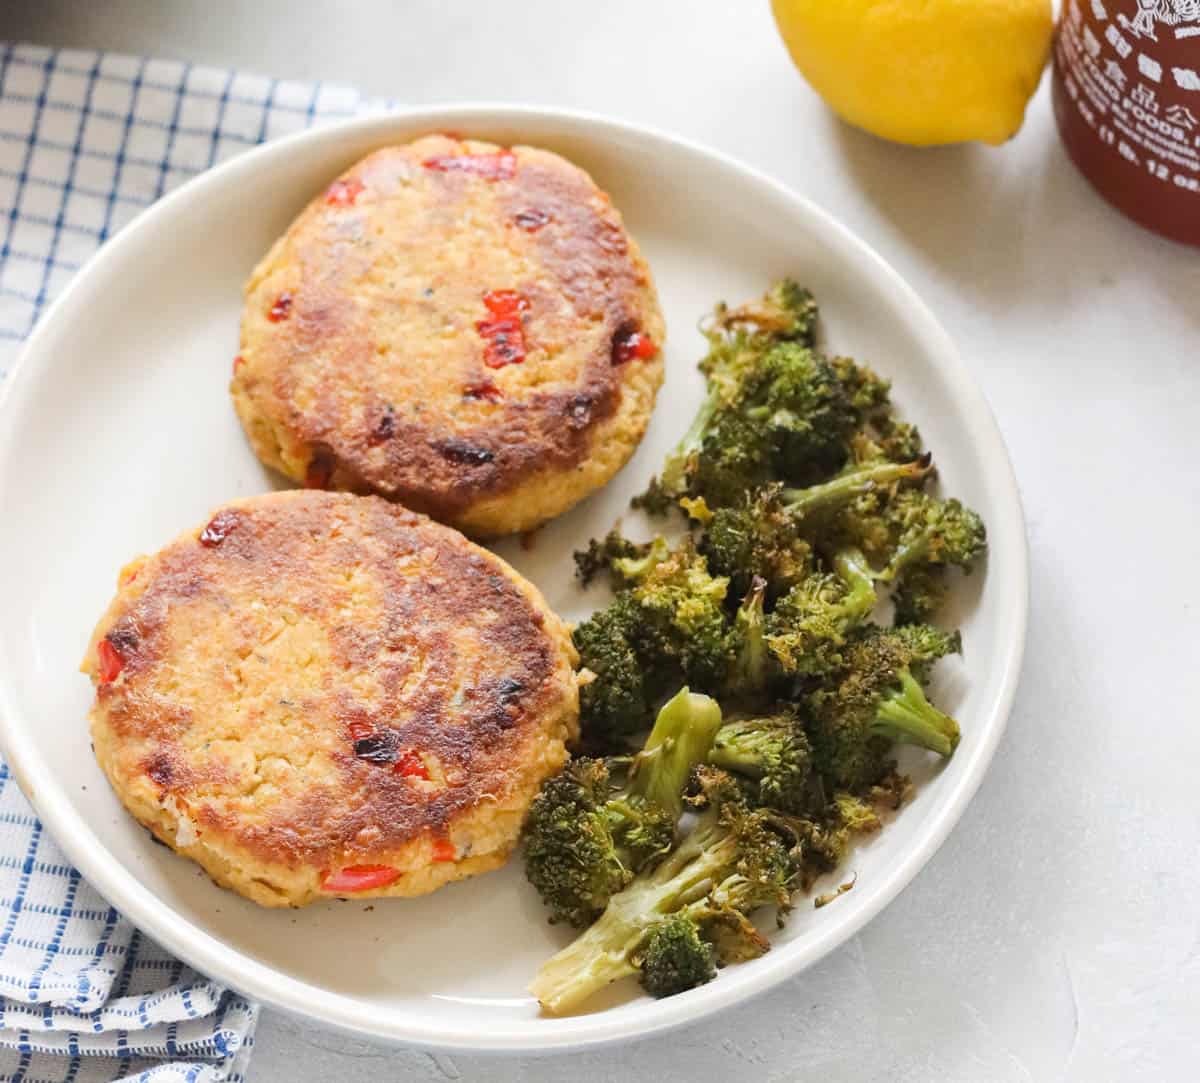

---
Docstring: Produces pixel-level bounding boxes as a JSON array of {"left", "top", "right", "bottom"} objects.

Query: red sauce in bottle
[{"left": 1053, "top": 0, "right": 1200, "bottom": 245}]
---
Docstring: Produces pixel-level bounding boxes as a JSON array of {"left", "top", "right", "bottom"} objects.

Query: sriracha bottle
[{"left": 1052, "top": 0, "right": 1200, "bottom": 245}]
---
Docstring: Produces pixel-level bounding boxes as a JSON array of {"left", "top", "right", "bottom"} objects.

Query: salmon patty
[
  {"left": 83, "top": 490, "right": 579, "bottom": 907},
  {"left": 232, "top": 135, "right": 666, "bottom": 537}
]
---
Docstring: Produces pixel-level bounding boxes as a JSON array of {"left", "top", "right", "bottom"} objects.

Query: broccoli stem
[
  {"left": 530, "top": 810, "right": 735, "bottom": 1013},
  {"left": 659, "top": 388, "right": 721, "bottom": 498},
  {"left": 781, "top": 455, "right": 931, "bottom": 522},
  {"left": 730, "top": 577, "right": 768, "bottom": 695},
  {"left": 879, "top": 536, "right": 931, "bottom": 582},
  {"left": 628, "top": 688, "right": 723, "bottom": 819},
  {"left": 710, "top": 724, "right": 774, "bottom": 779},
  {"left": 872, "top": 668, "right": 960, "bottom": 757},
  {"left": 830, "top": 547, "right": 878, "bottom": 620}
]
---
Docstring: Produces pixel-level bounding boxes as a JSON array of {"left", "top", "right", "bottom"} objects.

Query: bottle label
[{"left": 1054, "top": 0, "right": 1200, "bottom": 242}]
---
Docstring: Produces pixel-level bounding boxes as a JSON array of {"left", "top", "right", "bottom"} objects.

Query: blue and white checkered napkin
[{"left": 0, "top": 41, "right": 379, "bottom": 1081}]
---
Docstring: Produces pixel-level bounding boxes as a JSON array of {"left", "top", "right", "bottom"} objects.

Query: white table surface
[{"left": 3, "top": 2, "right": 1198, "bottom": 1080}]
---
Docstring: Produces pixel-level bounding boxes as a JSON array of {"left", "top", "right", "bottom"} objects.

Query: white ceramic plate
[{"left": 0, "top": 106, "right": 1027, "bottom": 1051}]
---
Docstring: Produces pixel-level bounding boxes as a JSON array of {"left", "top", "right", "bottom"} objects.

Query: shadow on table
[{"left": 825, "top": 111, "right": 1200, "bottom": 326}]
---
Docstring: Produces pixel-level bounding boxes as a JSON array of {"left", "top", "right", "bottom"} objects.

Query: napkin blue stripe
[
  {"left": 154, "top": 63, "right": 190, "bottom": 203},
  {"left": 205, "top": 72, "right": 235, "bottom": 170},
  {"left": 26, "top": 53, "right": 99, "bottom": 352},
  {"left": 0, "top": 823, "right": 43, "bottom": 974},
  {"left": 98, "top": 56, "right": 146, "bottom": 271},
  {"left": 24, "top": 871, "right": 80, "bottom": 1002},
  {"left": 0, "top": 54, "right": 48, "bottom": 321}
]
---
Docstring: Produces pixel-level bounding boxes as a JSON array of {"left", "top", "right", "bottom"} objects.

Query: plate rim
[{"left": 0, "top": 102, "right": 1029, "bottom": 1052}]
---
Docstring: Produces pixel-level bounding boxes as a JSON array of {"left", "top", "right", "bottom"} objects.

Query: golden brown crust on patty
[
  {"left": 231, "top": 135, "right": 665, "bottom": 537},
  {"left": 83, "top": 491, "right": 578, "bottom": 907}
]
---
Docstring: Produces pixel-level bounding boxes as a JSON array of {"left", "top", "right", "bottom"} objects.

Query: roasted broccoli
[
  {"left": 643, "top": 283, "right": 860, "bottom": 508},
  {"left": 523, "top": 689, "right": 723, "bottom": 928},
  {"left": 708, "top": 278, "right": 819, "bottom": 345},
  {"left": 637, "top": 913, "right": 717, "bottom": 998},
  {"left": 573, "top": 592, "right": 656, "bottom": 744},
  {"left": 700, "top": 450, "right": 934, "bottom": 602},
  {"left": 573, "top": 538, "right": 734, "bottom": 744},
  {"left": 805, "top": 624, "right": 962, "bottom": 789},
  {"left": 529, "top": 768, "right": 794, "bottom": 1013},
  {"left": 727, "top": 577, "right": 769, "bottom": 698},
  {"left": 779, "top": 453, "right": 932, "bottom": 527},
  {"left": 616, "top": 538, "right": 733, "bottom": 694},
  {"left": 710, "top": 710, "right": 812, "bottom": 813},
  {"left": 876, "top": 489, "right": 987, "bottom": 623},
  {"left": 765, "top": 548, "right": 877, "bottom": 679},
  {"left": 530, "top": 279, "right": 986, "bottom": 1012},
  {"left": 574, "top": 531, "right": 662, "bottom": 588},
  {"left": 760, "top": 786, "right": 896, "bottom": 893},
  {"left": 700, "top": 487, "right": 814, "bottom": 598}
]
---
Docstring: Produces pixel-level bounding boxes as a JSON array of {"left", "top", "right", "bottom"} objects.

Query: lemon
[{"left": 771, "top": 0, "right": 1054, "bottom": 147}]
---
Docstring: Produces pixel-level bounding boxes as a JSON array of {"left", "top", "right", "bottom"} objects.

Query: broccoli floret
[
  {"left": 641, "top": 282, "right": 859, "bottom": 509},
  {"left": 875, "top": 417, "right": 924, "bottom": 463},
  {"left": 804, "top": 624, "right": 962, "bottom": 790},
  {"left": 765, "top": 548, "right": 877, "bottom": 679},
  {"left": 573, "top": 531, "right": 676, "bottom": 593},
  {"left": 637, "top": 286, "right": 935, "bottom": 520},
  {"left": 710, "top": 710, "right": 812, "bottom": 812},
  {"left": 631, "top": 475, "right": 677, "bottom": 517},
  {"left": 830, "top": 355, "right": 892, "bottom": 420},
  {"left": 877, "top": 489, "right": 987, "bottom": 623},
  {"left": 891, "top": 566, "right": 946, "bottom": 626},
  {"left": 700, "top": 486, "right": 814, "bottom": 597},
  {"left": 529, "top": 767, "right": 794, "bottom": 1013},
  {"left": 741, "top": 341, "right": 859, "bottom": 483},
  {"left": 832, "top": 791, "right": 883, "bottom": 835},
  {"left": 574, "top": 531, "right": 661, "bottom": 588},
  {"left": 702, "top": 907, "right": 771, "bottom": 964},
  {"left": 523, "top": 689, "right": 723, "bottom": 928},
  {"left": 574, "top": 541, "right": 733, "bottom": 744},
  {"left": 610, "top": 536, "right": 672, "bottom": 586},
  {"left": 624, "top": 539, "right": 732, "bottom": 693},
  {"left": 766, "top": 789, "right": 886, "bottom": 891},
  {"left": 522, "top": 759, "right": 637, "bottom": 929},
  {"left": 710, "top": 279, "right": 819, "bottom": 346},
  {"left": 671, "top": 344, "right": 856, "bottom": 505},
  {"left": 826, "top": 357, "right": 926, "bottom": 467},
  {"left": 573, "top": 593, "right": 655, "bottom": 745},
  {"left": 637, "top": 913, "right": 716, "bottom": 998},
  {"left": 663, "top": 404, "right": 776, "bottom": 510}
]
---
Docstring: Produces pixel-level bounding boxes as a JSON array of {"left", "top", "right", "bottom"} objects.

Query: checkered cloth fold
[{"left": 0, "top": 40, "right": 378, "bottom": 1081}]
